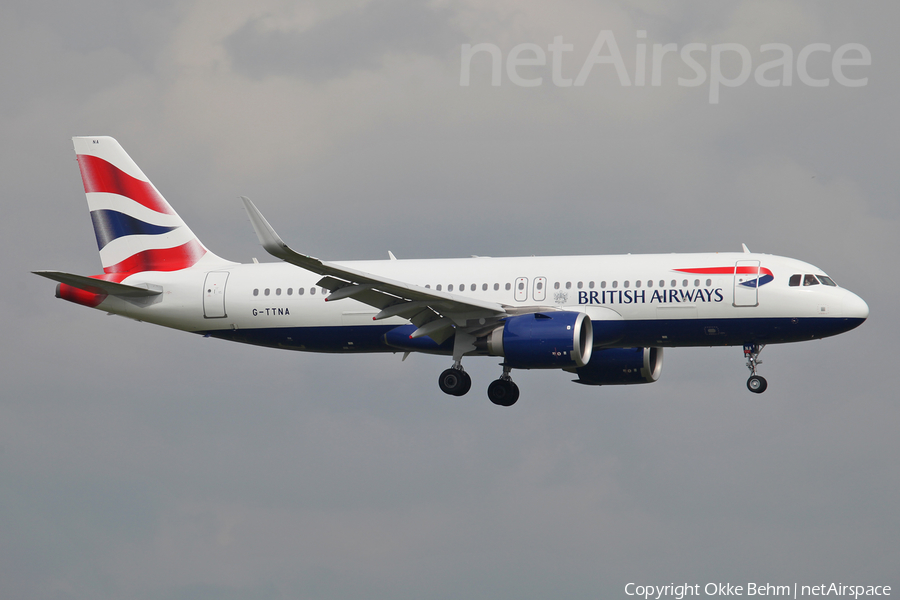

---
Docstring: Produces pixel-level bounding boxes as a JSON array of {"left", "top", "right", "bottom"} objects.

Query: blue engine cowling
[
  {"left": 486, "top": 311, "right": 593, "bottom": 369},
  {"left": 571, "top": 347, "right": 663, "bottom": 385}
]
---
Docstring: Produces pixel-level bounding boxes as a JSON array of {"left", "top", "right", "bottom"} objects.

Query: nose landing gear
[{"left": 743, "top": 343, "right": 767, "bottom": 393}]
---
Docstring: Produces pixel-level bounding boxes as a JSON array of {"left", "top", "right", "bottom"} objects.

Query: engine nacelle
[
  {"left": 571, "top": 347, "right": 663, "bottom": 385},
  {"left": 486, "top": 311, "right": 593, "bottom": 369}
]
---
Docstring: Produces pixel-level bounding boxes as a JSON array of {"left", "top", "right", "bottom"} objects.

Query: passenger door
[
  {"left": 733, "top": 260, "right": 760, "bottom": 307},
  {"left": 203, "top": 271, "right": 229, "bottom": 318}
]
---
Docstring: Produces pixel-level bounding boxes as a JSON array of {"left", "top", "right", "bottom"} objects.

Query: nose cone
[{"left": 842, "top": 291, "right": 869, "bottom": 321}]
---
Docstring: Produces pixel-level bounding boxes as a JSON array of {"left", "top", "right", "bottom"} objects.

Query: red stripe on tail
[
  {"left": 103, "top": 239, "right": 207, "bottom": 274},
  {"left": 76, "top": 154, "right": 175, "bottom": 215}
]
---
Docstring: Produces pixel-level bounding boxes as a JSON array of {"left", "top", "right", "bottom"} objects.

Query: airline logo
[
  {"left": 76, "top": 150, "right": 206, "bottom": 274},
  {"left": 674, "top": 266, "right": 774, "bottom": 288}
]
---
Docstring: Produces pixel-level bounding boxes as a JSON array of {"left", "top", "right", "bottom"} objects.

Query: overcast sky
[{"left": 2, "top": 1, "right": 898, "bottom": 598}]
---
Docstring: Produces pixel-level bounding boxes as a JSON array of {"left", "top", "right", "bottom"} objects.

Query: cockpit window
[
  {"left": 817, "top": 275, "right": 837, "bottom": 287},
  {"left": 803, "top": 274, "right": 819, "bottom": 286},
  {"left": 789, "top": 274, "right": 801, "bottom": 287}
]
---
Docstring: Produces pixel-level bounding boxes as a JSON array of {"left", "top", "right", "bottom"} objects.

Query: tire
[
  {"left": 747, "top": 375, "right": 768, "bottom": 394},
  {"left": 488, "top": 379, "right": 519, "bottom": 406},
  {"left": 439, "top": 368, "right": 471, "bottom": 396}
]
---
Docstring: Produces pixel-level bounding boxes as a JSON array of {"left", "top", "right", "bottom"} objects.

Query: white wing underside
[{"left": 239, "top": 197, "right": 508, "bottom": 343}]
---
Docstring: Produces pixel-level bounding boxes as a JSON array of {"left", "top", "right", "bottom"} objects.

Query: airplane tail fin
[{"left": 73, "top": 136, "right": 231, "bottom": 274}]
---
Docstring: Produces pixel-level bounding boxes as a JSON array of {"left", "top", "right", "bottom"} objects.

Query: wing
[{"left": 239, "top": 197, "right": 507, "bottom": 343}]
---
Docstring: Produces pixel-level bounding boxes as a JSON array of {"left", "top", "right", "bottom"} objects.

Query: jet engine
[{"left": 485, "top": 311, "right": 593, "bottom": 369}]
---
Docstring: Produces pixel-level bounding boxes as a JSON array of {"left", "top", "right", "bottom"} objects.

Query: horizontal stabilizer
[{"left": 32, "top": 271, "right": 162, "bottom": 297}]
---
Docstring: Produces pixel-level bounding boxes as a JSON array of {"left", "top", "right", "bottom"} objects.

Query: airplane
[{"left": 34, "top": 137, "right": 869, "bottom": 406}]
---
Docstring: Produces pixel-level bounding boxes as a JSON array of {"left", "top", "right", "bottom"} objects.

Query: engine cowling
[
  {"left": 486, "top": 311, "right": 593, "bottom": 369},
  {"left": 571, "top": 347, "right": 663, "bottom": 385}
]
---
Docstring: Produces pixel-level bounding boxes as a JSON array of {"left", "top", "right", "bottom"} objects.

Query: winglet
[
  {"left": 239, "top": 196, "right": 291, "bottom": 258},
  {"left": 742, "top": 243, "right": 751, "bottom": 253},
  {"left": 239, "top": 196, "right": 326, "bottom": 272}
]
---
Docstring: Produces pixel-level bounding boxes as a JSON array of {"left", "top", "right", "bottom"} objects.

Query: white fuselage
[{"left": 92, "top": 251, "right": 868, "bottom": 354}]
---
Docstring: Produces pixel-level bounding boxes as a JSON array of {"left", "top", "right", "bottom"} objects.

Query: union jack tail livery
[
  {"left": 34, "top": 137, "right": 234, "bottom": 309},
  {"left": 73, "top": 136, "right": 227, "bottom": 274}
]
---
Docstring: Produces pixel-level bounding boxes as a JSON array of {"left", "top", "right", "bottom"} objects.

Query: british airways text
[{"left": 578, "top": 288, "right": 725, "bottom": 305}]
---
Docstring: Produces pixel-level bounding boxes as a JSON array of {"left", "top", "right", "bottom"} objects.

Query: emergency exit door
[{"left": 514, "top": 277, "right": 528, "bottom": 302}]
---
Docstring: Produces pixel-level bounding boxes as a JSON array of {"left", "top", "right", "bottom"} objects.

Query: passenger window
[
  {"left": 577, "top": 281, "right": 583, "bottom": 289},
  {"left": 493, "top": 283, "right": 499, "bottom": 291},
  {"left": 803, "top": 274, "right": 819, "bottom": 286},
  {"left": 554, "top": 282, "right": 560, "bottom": 290},
  {"left": 706, "top": 279, "right": 711, "bottom": 286},
  {"left": 589, "top": 281, "right": 595, "bottom": 289},
  {"left": 565, "top": 282, "right": 571, "bottom": 289},
  {"left": 436, "top": 284, "right": 442, "bottom": 291},
  {"left": 287, "top": 288, "right": 293, "bottom": 295},
  {"left": 264, "top": 288, "right": 270, "bottom": 296},
  {"left": 310, "top": 287, "right": 316, "bottom": 295},
  {"left": 624, "top": 280, "right": 630, "bottom": 288},
  {"left": 646, "top": 280, "right": 652, "bottom": 288},
  {"left": 682, "top": 280, "right": 688, "bottom": 287},
  {"left": 818, "top": 275, "right": 837, "bottom": 287},
  {"left": 601, "top": 281, "right": 607, "bottom": 289},
  {"left": 789, "top": 274, "right": 801, "bottom": 287},
  {"left": 471, "top": 284, "right": 476, "bottom": 291},
  {"left": 635, "top": 280, "right": 641, "bottom": 288},
  {"left": 694, "top": 280, "right": 700, "bottom": 287},
  {"left": 253, "top": 289, "right": 259, "bottom": 296},
  {"left": 659, "top": 280, "right": 665, "bottom": 288},
  {"left": 536, "top": 281, "right": 543, "bottom": 290},
  {"left": 482, "top": 283, "right": 488, "bottom": 291},
  {"left": 448, "top": 284, "right": 454, "bottom": 292},
  {"left": 612, "top": 281, "right": 618, "bottom": 289},
  {"left": 298, "top": 288, "right": 305, "bottom": 295},
  {"left": 671, "top": 280, "right": 676, "bottom": 287},
  {"left": 517, "top": 282, "right": 525, "bottom": 291},
  {"left": 276, "top": 288, "right": 282, "bottom": 296},
  {"left": 505, "top": 283, "right": 511, "bottom": 291}
]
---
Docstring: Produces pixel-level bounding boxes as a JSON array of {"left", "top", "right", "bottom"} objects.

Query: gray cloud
[{"left": 225, "top": 1, "right": 461, "bottom": 81}]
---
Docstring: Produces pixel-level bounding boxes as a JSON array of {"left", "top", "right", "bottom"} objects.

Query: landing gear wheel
[
  {"left": 487, "top": 379, "right": 519, "bottom": 407},
  {"left": 743, "top": 343, "right": 767, "bottom": 394},
  {"left": 439, "top": 368, "right": 471, "bottom": 396},
  {"left": 747, "top": 375, "right": 768, "bottom": 394}
]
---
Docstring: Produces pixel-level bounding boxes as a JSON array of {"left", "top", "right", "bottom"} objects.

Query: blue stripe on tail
[{"left": 90, "top": 209, "right": 178, "bottom": 250}]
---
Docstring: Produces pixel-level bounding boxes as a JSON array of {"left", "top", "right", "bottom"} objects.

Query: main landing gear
[
  {"left": 438, "top": 363, "right": 471, "bottom": 396},
  {"left": 438, "top": 362, "right": 519, "bottom": 406},
  {"left": 743, "top": 343, "right": 767, "bottom": 394},
  {"left": 487, "top": 365, "right": 519, "bottom": 407}
]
